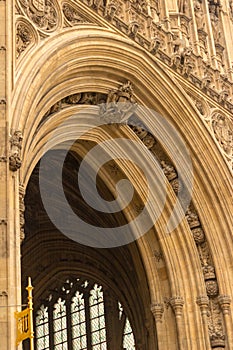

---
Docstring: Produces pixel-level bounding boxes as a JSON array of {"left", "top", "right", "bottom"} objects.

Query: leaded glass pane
[
  {"left": 53, "top": 298, "right": 68, "bottom": 349},
  {"left": 90, "top": 284, "right": 107, "bottom": 347},
  {"left": 123, "top": 318, "right": 136, "bottom": 349},
  {"left": 36, "top": 305, "right": 49, "bottom": 350},
  {"left": 71, "top": 290, "right": 87, "bottom": 350}
]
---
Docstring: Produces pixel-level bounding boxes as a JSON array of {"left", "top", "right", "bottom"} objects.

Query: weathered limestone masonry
[
  {"left": 0, "top": 0, "right": 8, "bottom": 347},
  {"left": 1, "top": 0, "right": 233, "bottom": 349}
]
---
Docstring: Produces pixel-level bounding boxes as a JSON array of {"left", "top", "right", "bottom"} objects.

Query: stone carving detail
[
  {"left": 203, "top": 264, "right": 216, "bottom": 280},
  {"left": 185, "top": 207, "right": 200, "bottom": 228},
  {"left": 206, "top": 280, "right": 219, "bottom": 297},
  {"left": 208, "top": 298, "right": 225, "bottom": 348},
  {"left": 170, "top": 34, "right": 192, "bottom": 72},
  {"left": 149, "top": 35, "right": 161, "bottom": 55},
  {"left": 41, "top": 92, "right": 107, "bottom": 124},
  {"left": 99, "top": 81, "right": 137, "bottom": 124},
  {"left": 154, "top": 250, "right": 163, "bottom": 262},
  {"left": 16, "top": 22, "right": 33, "bottom": 59},
  {"left": 211, "top": 114, "right": 233, "bottom": 156},
  {"left": 192, "top": 227, "right": 205, "bottom": 244},
  {"left": 104, "top": 0, "right": 118, "bottom": 21},
  {"left": 170, "top": 296, "right": 185, "bottom": 317},
  {"left": 18, "top": 0, "right": 58, "bottom": 31},
  {"left": 230, "top": 0, "right": 233, "bottom": 21},
  {"left": 208, "top": 0, "right": 223, "bottom": 58},
  {"left": 186, "top": 206, "right": 226, "bottom": 347},
  {"left": 19, "top": 184, "right": 25, "bottom": 242},
  {"left": 161, "top": 161, "right": 177, "bottom": 181},
  {"left": 9, "top": 131, "right": 23, "bottom": 171},
  {"left": 63, "top": 3, "right": 87, "bottom": 24},
  {"left": 151, "top": 302, "right": 164, "bottom": 322},
  {"left": 178, "top": 0, "right": 188, "bottom": 13},
  {"left": 194, "top": 0, "right": 205, "bottom": 30}
]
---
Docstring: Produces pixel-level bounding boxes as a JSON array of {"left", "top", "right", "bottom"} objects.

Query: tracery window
[{"left": 35, "top": 277, "right": 136, "bottom": 350}]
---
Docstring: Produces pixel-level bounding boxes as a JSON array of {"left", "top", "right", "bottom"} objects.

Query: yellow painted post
[{"left": 26, "top": 277, "right": 34, "bottom": 350}]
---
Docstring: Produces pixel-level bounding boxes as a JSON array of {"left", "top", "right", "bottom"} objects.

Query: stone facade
[{"left": 0, "top": 0, "right": 232, "bottom": 349}]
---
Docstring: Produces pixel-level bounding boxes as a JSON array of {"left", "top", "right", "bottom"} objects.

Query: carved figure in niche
[
  {"left": 178, "top": 0, "right": 188, "bottom": 13},
  {"left": 212, "top": 114, "right": 233, "bottom": 155},
  {"left": 211, "top": 16, "right": 221, "bottom": 43},
  {"left": 104, "top": 0, "right": 118, "bottom": 20},
  {"left": 134, "top": 0, "right": 148, "bottom": 15},
  {"left": 151, "top": 0, "right": 160, "bottom": 22},
  {"left": 194, "top": 0, "right": 205, "bottom": 30},
  {"left": 230, "top": 0, "right": 233, "bottom": 20},
  {"left": 181, "top": 47, "right": 194, "bottom": 75},
  {"left": 201, "top": 69, "right": 212, "bottom": 89},
  {"left": 150, "top": 34, "right": 161, "bottom": 54},
  {"left": 128, "top": 19, "right": 140, "bottom": 38},
  {"left": 209, "top": 0, "right": 222, "bottom": 42},
  {"left": 99, "top": 81, "right": 137, "bottom": 123},
  {"left": 195, "top": 100, "right": 205, "bottom": 115},
  {"left": 63, "top": 4, "right": 85, "bottom": 23},
  {"left": 209, "top": 0, "right": 220, "bottom": 18},
  {"left": 16, "top": 23, "right": 32, "bottom": 59},
  {"left": 9, "top": 130, "right": 23, "bottom": 171},
  {"left": 171, "top": 35, "right": 191, "bottom": 67},
  {"left": 65, "top": 93, "right": 82, "bottom": 104}
]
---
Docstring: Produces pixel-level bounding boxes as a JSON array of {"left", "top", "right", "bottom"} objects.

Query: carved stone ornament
[
  {"left": 18, "top": 0, "right": 58, "bottom": 31},
  {"left": 99, "top": 81, "right": 137, "bottom": 124},
  {"left": 230, "top": 0, "right": 233, "bottom": 21},
  {"left": 104, "top": 0, "right": 118, "bottom": 20},
  {"left": 203, "top": 264, "right": 216, "bottom": 280},
  {"left": 19, "top": 184, "right": 25, "bottom": 242},
  {"left": 160, "top": 160, "right": 177, "bottom": 181},
  {"left": 9, "top": 131, "right": 23, "bottom": 171},
  {"left": 211, "top": 114, "right": 233, "bottom": 156},
  {"left": 16, "top": 22, "right": 33, "bottom": 59},
  {"left": 63, "top": 3, "right": 87, "bottom": 24},
  {"left": 192, "top": 227, "right": 205, "bottom": 244},
  {"left": 185, "top": 207, "right": 200, "bottom": 228},
  {"left": 151, "top": 302, "right": 164, "bottom": 323},
  {"left": 207, "top": 298, "right": 225, "bottom": 348},
  {"left": 206, "top": 280, "right": 219, "bottom": 297},
  {"left": 194, "top": 0, "right": 205, "bottom": 30}
]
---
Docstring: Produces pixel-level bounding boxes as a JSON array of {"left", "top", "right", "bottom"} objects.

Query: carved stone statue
[
  {"left": 9, "top": 131, "right": 23, "bottom": 171},
  {"left": 178, "top": 0, "right": 188, "bottom": 13},
  {"left": 212, "top": 114, "right": 233, "bottom": 155},
  {"left": 99, "top": 81, "right": 137, "bottom": 123},
  {"left": 194, "top": 0, "right": 205, "bottom": 30}
]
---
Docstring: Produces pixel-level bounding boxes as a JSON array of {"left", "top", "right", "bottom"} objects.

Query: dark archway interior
[{"left": 21, "top": 147, "right": 157, "bottom": 349}]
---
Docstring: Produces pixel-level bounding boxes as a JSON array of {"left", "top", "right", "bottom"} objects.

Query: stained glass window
[
  {"left": 34, "top": 277, "right": 136, "bottom": 350},
  {"left": 36, "top": 305, "right": 49, "bottom": 350},
  {"left": 89, "top": 284, "right": 107, "bottom": 349},
  {"left": 71, "top": 291, "right": 87, "bottom": 350},
  {"left": 53, "top": 298, "right": 68, "bottom": 349},
  {"left": 123, "top": 318, "right": 136, "bottom": 349}
]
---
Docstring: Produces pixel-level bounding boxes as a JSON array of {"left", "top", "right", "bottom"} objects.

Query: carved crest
[{"left": 31, "top": 0, "right": 45, "bottom": 12}]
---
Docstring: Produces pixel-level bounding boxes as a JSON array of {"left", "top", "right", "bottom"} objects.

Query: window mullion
[
  {"left": 66, "top": 298, "right": 73, "bottom": 350},
  {"left": 84, "top": 293, "right": 92, "bottom": 350},
  {"left": 48, "top": 303, "right": 54, "bottom": 349}
]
